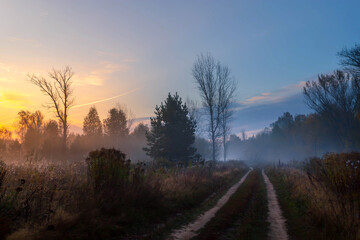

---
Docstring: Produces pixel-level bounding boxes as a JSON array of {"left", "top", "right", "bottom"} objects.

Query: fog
[{"left": 226, "top": 111, "right": 360, "bottom": 164}]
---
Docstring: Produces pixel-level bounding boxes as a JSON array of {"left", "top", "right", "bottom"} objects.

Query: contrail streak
[{"left": 71, "top": 87, "right": 140, "bottom": 109}]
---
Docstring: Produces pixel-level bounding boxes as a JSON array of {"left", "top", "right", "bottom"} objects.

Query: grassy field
[
  {"left": 1, "top": 150, "right": 359, "bottom": 240},
  {"left": 0, "top": 149, "right": 247, "bottom": 240}
]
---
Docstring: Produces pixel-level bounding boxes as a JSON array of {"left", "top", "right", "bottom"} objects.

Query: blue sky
[{"left": 0, "top": 0, "right": 359, "bottom": 135}]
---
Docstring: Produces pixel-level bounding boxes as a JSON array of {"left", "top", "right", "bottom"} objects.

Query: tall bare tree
[
  {"left": 192, "top": 53, "right": 219, "bottom": 160},
  {"left": 192, "top": 53, "right": 236, "bottom": 161},
  {"left": 218, "top": 65, "right": 236, "bottom": 161},
  {"left": 29, "top": 66, "right": 74, "bottom": 151}
]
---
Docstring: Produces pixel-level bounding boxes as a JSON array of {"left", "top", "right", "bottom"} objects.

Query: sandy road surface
[
  {"left": 169, "top": 169, "right": 252, "bottom": 240},
  {"left": 262, "top": 169, "right": 289, "bottom": 240}
]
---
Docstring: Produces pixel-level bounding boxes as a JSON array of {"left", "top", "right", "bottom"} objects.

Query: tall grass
[
  {"left": 267, "top": 152, "right": 360, "bottom": 240},
  {"left": 0, "top": 149, "right": 246, "bottom": 239}
]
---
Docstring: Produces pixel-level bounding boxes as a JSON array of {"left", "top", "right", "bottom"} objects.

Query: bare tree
[
  {"left": 218, "top": 65, "right": 236, "bottom": 161},
  {"left": 338, "top": 44, "right": 360, "bottom": 74},
  {"left": 28, "top": 67, "right": 74, "bottom": 151},
  {"left": 192, "top": 53, "right": 236, "bottom": 161},
  {"left": 192, "top": 53, "right": 220, "bottom": 160},
  {"left": 303, "top": 70, "right": 360, "bottom": 150}
]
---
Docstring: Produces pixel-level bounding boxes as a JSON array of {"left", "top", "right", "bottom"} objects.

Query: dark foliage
[
  {"left": 144, "top": 93, "right": 197, "bottom": 165},
  {"left": 305, "top": 152, "right": 360, "bottom": 238}
]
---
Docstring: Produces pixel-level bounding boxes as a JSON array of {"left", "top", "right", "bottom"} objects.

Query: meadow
[{"left": 0, "top": 148, "right": 247, "bottom": 240}]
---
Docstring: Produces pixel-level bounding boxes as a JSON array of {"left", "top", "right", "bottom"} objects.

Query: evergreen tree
[
  {"left": 83, "top": 106, "right": 103, "bottom": 137},
  {"left": 103, "top": 107, "right": 129, "bottom": 138},
  {"left": 144, "top": 93, "right": 196, "bottom": 165}
]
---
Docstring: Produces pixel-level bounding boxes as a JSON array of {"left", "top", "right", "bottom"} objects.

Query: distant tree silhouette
[
  {"left": 0, "top": 127, "right": 12, "bottom": 153},
  {"left": 28, "top": 66, "right": 74, "bottom": 151},
  {"left": 132, "top": 123, "right": 149, "bottom": 138},
  {"left": 9, "top": 139, "right": 21, "bottom": 156},
  {"left": 0, "top": 127, "right": 12, "bottom": 140},
  {"left": 17, "top": 110, "right": 44, "bottom": 141},
  {"left": 16, "top": 110, "right": 44, "bottom": 155},
  {"left": 103, "top": 106, "right": 129, "bottom": 146},
  {"left": 271, "top": 112, "right": 294, "bottom": 135},
  {"left": 193, "top": 136, "right": 212, "bottom": 160},
  {"left": 83, "top": 106, "right": 102, "bottom": 137},
  {"left": 144, "top": 93, "right": 196, "bottom": 165},
  {"left": 41, "top": 120, "right": 61, "bottom": 160}
]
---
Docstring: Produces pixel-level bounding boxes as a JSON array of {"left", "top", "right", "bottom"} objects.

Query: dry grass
[
  {"left": 267, "top": 153, "right": 360, "bottom": 240},
  {"left": 0, "top": 150, "right": 246, "bottom": 239}
]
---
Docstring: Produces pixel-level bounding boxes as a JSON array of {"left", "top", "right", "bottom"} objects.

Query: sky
[{"left": 0, "top": 0, "right": 360, "bottom": 137}]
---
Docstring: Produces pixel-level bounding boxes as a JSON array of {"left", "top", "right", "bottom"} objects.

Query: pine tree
[
  {"left": 83, "top": 106, "right": 103, "bottom": 137},
  {"left": 103, "top": 107, "right": 129, "bottom": 138},
  {"left": 144, "top": 93, "right": 196, "bottom": 165}
]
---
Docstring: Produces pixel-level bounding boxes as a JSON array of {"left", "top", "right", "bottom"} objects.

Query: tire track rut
[{"left": 169, "top": 169, "right": 252, "bottom": 240}]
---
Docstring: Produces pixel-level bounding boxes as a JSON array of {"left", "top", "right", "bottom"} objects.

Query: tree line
[
  {"left": 0, "top": 53, "right": 238, "bottom": 165},
  {"left": 2, "top": 42, "right": 357, "bottom": 165},
  {"left": 227, "top": 43, "right": 360, "bottom": 163}
]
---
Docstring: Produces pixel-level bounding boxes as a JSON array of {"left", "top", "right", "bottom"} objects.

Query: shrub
[
  {"left": 86, "top": 148, "right": 131, "bottom": 191},
  {"left": 305, "top": 152, "right": 360, "bottom": 238},
  {"left": 268, "top": 153, "right": 360, "bottom": 239}
]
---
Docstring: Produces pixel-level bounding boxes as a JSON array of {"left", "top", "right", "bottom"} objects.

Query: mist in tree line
[
  {"left": 0, "top": 43, "right": 359, "bottom": 165},
  {"left": 227, "top": 44, "right": 360, "bottom": 163}
]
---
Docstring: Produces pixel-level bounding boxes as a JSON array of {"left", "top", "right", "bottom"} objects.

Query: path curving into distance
[
  {"left": 170, "top": 169, "right": 252, "bottom": 240},
  {"left": 262, "top": 169, "right": 289, "bottom": 240}
]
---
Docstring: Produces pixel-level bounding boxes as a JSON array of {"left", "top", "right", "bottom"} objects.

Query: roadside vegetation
[
  {"left": 0, "top": 149, "right": 246, "bottom": 239},
  {"left": 266, "top": 152, "right": 360, "bottom": 240}
]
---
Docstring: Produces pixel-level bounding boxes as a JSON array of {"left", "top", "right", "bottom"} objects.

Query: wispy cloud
[
  {"left": 71, "top": 87, "right": 141, "bottom": 109},
  {"left": 244, "top": 128, "right": 264, "bottom": 138},
  {"left": 236, "top": 81, "right": 308, "bottom": 111}
]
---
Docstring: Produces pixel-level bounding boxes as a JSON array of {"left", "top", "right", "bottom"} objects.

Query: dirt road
[
  {"left": 169, "top": 169, "right": 252, "bottom": 240},
  {"left": 262, "top": 169, "right": 289, "bottom": 240}
]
